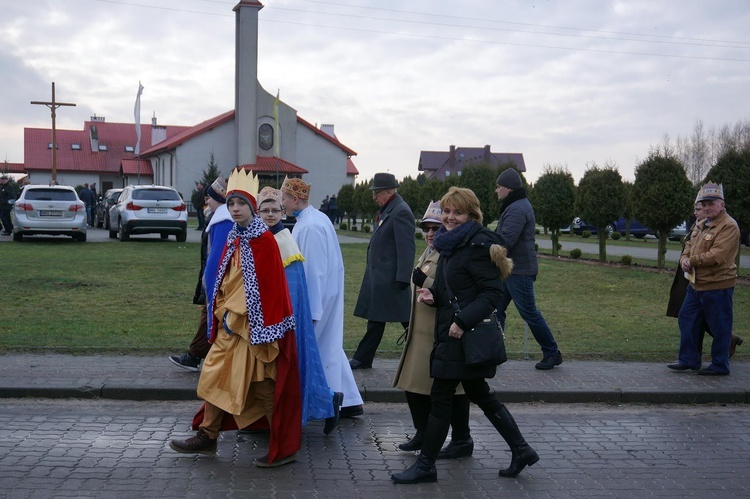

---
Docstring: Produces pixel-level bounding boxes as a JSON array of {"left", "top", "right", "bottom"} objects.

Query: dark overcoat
[
  {"left": 430, "top": 225, "right": 505, "bottom": 380},
  {"left": 353, "top": 193, "right": 416, "bottom": 322}
]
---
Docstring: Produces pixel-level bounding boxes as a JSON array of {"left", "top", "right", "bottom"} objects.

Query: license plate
[
  {"left": 39, "top": 210, "right": 63, "bottom": 217},
  {"left": 148, "top": 208, "right": 168, "bottom": 213}
]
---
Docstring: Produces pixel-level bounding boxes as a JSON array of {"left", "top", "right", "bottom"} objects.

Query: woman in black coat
[{"left": 392, "top": 187, "right": 539, "bottom": 485}]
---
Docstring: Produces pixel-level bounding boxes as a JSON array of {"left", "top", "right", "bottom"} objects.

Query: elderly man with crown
[
  {"left": 170, "top": 168, "right": 302, "bottom": 468},
  {"left": 668, "top": 181, "right": 740, "bottom": 376}
]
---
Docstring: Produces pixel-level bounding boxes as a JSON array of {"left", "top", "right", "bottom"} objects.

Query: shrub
[
  {"left": 351, "top": 225, "right": 358, "bottom": 232},
  {"left": 534, "top": 243, "right": 539, "bottom": 252},
  {"left": 611, "top": 231, "right": 622, "bottom": 240},
  {"left": 557, "top": 243, "right": 562, "bottom": 251},
  {"left": 363, "top": 225, "right": 371, "bottom": 233},
  {"left": 339, "top": 222, "right": 348, "bottom": 230},
  {"left": 582, "top": 230, "right": 592, "bottom": 238},
  {"left": 620, "top": 255, "right": 633, "bottom": 266},
  {"left": 570, "top": 248, "right": 582, "bottom": 259},
  {"left": 535, "top": 228, "right": 541, "bottom": 235},
  {"left": 415, "top": 232, "right": 423, "bottom": 240}
]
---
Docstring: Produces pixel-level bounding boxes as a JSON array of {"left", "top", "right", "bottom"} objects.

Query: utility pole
[{"left": 31, "top": 82, "right": 76, "bottom": 183}]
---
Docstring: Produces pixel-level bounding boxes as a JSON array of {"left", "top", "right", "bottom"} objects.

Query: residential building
[{"left": 418, "top": 144, "right": 525, "bottom": 180}]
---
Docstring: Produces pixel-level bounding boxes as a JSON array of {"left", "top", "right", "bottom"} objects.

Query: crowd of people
[{"left": 165, "top": 169, "right": 743, "bottom": 481}]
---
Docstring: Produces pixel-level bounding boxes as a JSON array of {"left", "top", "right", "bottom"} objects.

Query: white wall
[{"left": 295, "top": 124, "right": 351, "bottom": 208}]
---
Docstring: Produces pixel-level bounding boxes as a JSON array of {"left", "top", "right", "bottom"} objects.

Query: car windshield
[
  {"left": 132, "top": 189, "right": 180, "bottom": 201},
  {"left": 25, "top": 189, "right": 77, "bottom": 201}
]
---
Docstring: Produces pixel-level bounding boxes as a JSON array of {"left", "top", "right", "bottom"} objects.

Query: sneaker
[
  {"left": 254, "top": 452, "right": 298, "bottom": 468},
  {"left": 169, "top": 353, "right": 201, "bottom": 372},
  {"left": 535, "top": 352, "right": 563, "bottom": 370},
  {"left": 169, "top": 429, "right": 217, "bottom": 455}
]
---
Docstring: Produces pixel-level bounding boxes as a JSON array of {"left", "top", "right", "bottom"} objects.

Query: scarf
[
  {"left": 210, "top": 215, "right": 295, "bottom": 345},
  {"left": 268, "top": 220, "right": 285, "bottom": 235},
  {"left": 432, "top": 220, "right": 478, "bottom": 258},
  {"left": 499, "top": 187, "right": 527, "bottom": 215}
]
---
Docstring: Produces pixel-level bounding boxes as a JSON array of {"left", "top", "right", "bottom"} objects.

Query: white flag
[{"left": 134, "top": 82, "right": 144, "bottom": 155}]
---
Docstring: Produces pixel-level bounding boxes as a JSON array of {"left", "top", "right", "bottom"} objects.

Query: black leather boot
[
  {"left": 391, "top": 454, "right": 437, "bottom": 484},
  {"left": 392, "top": 415, "right": 450, "bottom": 484},
  {"left": 398, "top": 431, "right": 424, "bottom": 451},
  {"left": 487, "top": 404, "right": 539, "bottom": 477},
  {"left": 399, "top": 392, "right": 430, "bottom": 451},
  {"left": 438, "top": 394, "right": 473, "bottom": 459}
]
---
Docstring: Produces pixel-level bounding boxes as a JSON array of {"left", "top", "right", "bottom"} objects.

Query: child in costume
[{"left": 170, "top": 169, "right": 302, "bottom": 468}]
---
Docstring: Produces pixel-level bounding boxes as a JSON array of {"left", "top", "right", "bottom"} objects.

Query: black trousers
[
  {"left": 0, "top": 206, "right": 12, "bottom": 233},
  {"left": 187, "top": 305, "right": 211, "bottom": 359},
  {"left": 429, "top": 378, "right": 502, "bottom": 423},
  {"left": 353, "top": 320, "right": 409, "bottom": 366}
]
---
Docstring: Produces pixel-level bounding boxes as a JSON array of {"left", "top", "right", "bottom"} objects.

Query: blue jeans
[
  {"left": 496, "top": 274, "right": 559, "bottom": 357},
  {"left": 678, "top": 286, "right": 733, "bottom": 374}
]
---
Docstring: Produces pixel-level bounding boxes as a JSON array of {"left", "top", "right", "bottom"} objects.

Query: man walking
[
  {"left": 281, "top": 177, "right": 364, "bottom": 418},
  {"left": 79, "top": 183, "right": 96, "bottom": 227},
  {"left": 495, "top": 168, "right": 563, "bottom": 370},
  {"left": 668, "top": 182, "right": 740, "bottom": 376},
  {"left": 0, "top": 175, "right": 15, "bottom": 235},
  {"left": 351, "top": 173, "right": 415, "bottom": 369}
]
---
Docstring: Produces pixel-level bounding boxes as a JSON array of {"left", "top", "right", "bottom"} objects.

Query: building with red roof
[{"left": 20, "top": 0, "right": 358, "bottom": 207}]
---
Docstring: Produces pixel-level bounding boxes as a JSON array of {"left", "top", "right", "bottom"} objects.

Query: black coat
[
  {"left": 429, "top": 225, "right": 505, "bottom": 380},
  {"left": 353, "top": 193, "right": 416, "bottom": 322}
]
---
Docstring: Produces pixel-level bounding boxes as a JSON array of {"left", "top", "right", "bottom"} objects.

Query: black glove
[
  {"left": 397, "top": 280, "right": 410, "bottom": 290},
  {"left": 412, "top": 267, "right": 427, "bottom": 287}
]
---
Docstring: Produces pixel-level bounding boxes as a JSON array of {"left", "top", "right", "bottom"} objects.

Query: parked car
[
  {"left": 108, "top": 185, "right": 188, "bottom": 242},
  {"left": 668, "top": 221, "right": 689, "bottom": 241},
  {"left": 95, "top": 188, "right": 123, "bottom": 229},
  {"left": 572, "top": 217, "right": 655, "bottom": 238},
  {"left": 12, "top": 185, "right": 87, "bottom": 242}
]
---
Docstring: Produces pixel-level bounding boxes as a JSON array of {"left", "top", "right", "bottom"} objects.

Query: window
[
  {"left": 98, "top": 144, "right": 108, "bottom": 151},
  {"left": 47, "top": 143, "right": 58, "bottom": 149},
  {"left": 445, "top": 171, "right": 451, "bottom": 177},
  {"left": 71, "top": 144, "right": 81, "bottom": 150},
  {"left": 258, "top": 123, "right": 274, "bottom": 151},
  {"left": 124, "top": 146, "right": 135, "bottom": 153},
  {"left": 457, "top": 171, "right": 462, "bottom": 176}
]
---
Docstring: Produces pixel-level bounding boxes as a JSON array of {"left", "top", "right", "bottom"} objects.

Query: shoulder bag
[{"left": 442, "top": 261, "right": 507, "bottom": 367}]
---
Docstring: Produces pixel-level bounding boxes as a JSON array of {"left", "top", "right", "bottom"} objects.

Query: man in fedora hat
[
  {"left": 669, "top": 181, "right": 740, "bottom": 376},
  {"left": 351, "top": 173, "right": 416, "bottom": 369}
]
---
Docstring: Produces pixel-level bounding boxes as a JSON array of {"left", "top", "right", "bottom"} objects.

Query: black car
[{"left": 95, "top": 188, "right": 122, "bottom": 229}]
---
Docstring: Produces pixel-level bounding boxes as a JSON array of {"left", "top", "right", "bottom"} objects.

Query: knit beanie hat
[{"left": 496, "top": 168, "right": 523, "bottom": 189}]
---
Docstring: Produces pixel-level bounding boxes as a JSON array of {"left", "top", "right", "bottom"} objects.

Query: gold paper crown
[
  {"left": 258, "top": 186, "right": 283, "bottom": 206},
  {"left": 280, "top": 176, "right": 311, "bottom": 200},
  {"left": 695, "top": 181, "right": 724, "bottom": 202},
  {"left": 227, "top": 168, "right": 260, "bottom": 207}
]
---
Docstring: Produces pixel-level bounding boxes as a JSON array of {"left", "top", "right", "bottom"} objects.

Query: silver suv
[
  {"left": 12, "top": 185, "right": 87, "bottom": 242},
  {"left": 109, "top": 185, "right": 188, "bottom": 242}
]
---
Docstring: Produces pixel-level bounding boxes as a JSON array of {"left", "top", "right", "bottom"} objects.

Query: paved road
[
  {"left": 2, "top": 399, "right": 749, "bottom": 498},
  {"left": 536, "top": 238, "right": 750, "bottom": 268}
]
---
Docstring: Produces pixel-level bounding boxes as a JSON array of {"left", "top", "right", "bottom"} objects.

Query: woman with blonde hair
[{"left": 392, "top": 186, "right": 538, "bottom": 484}]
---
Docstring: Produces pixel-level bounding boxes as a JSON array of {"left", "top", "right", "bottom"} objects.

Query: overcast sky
[{"left": 1, "top": 0, "right": 749, "bottom": 184}]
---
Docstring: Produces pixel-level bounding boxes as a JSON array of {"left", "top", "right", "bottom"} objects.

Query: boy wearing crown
[
  {"left": 170, "top": 168, "right": 302, "bottom": 468},
  {"left": 668, "top": 181, "right": 740, "bottom": 376}
]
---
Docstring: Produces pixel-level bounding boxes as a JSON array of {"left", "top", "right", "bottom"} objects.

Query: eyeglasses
[
  {"left": 259, "top": 209, "right": 282, "bottom": 215},
  {"left": 422, "top": 226, "right": 441, "bottom": 233}
]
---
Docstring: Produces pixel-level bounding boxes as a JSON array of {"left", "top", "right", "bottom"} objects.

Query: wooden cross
[{"left": 31, "top": 82, "right": 76, "bottom": 182}]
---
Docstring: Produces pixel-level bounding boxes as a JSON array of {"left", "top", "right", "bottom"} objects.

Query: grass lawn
[{"left": 1, "top": 238, "right": 747, "bottom": 361}]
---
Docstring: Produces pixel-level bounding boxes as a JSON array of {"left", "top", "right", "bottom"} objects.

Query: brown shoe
[
  {"left": 254, "top": 452, "right": 298, "bottom": 468},
  {"left": 169, "top": 429, "right": 217, "bottom": 455},
  {"left": 729, "top": 335, "right": 744, "bottom": 358}
]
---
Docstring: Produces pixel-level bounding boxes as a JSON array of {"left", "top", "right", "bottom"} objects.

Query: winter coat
[
  {"left": 430, "top": 224, "right": 506, "bottom": 380},
  {"left": 354, "top": 193, "right": 416, "bottom": 322},
  {"left": 496, "top": 195, "right": 538, "bottom": 276}
]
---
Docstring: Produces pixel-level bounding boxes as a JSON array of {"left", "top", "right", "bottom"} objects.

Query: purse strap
[{"left": 441, "top": 259, "right": 462, "bottom": 314}]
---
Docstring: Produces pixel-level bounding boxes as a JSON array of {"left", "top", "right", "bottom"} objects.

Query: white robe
[{"left": 292, "top": 205, "right": 363, "bottom": 408}]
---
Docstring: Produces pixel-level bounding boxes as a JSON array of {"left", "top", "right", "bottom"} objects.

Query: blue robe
[{"left": 272, "top": 223, "right": 334, "bottom": 423}]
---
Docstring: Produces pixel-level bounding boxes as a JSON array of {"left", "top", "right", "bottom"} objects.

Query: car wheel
[
  {"left": 176, "top": 230, "right": 187, "bottom": 243},
  {"left": 74, "top": 233, "right": 86, "bottom": 242},
  {"left": 605, "top": 224, "right": 615, "bottom": 237},
  {"left": 96, "top": 214, "right": 103, "bottom": 228},
  {"left": 119, "top": 222, "right": 130, "bottom": 242},
  {"left": 105, "top": 216, "right": 110, "bottom": 230},
  {"left": 109, "top": 227, "right": 117, "bottom": 239},
  {"left": 12, "top": 231, "right": 22, "bottom": 242},
  {"left": 160, "top": 233, "right": 168, "bottom": 239}
]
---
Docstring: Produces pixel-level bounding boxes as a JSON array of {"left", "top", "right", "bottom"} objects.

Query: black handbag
[{"left": 442, "top": 263, "right": 507, "bottom": 367}]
